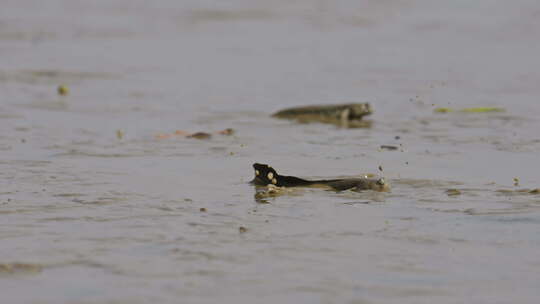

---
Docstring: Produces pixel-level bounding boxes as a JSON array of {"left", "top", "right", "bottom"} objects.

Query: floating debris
[
  {"left": 57, "top": 84, "right": 69, "bottom": 96},
  {"left": 199, "top": 207, "right": 207, "bottom": 212},
  {"left": 496, "top": 188, "right": 540, "bottom": 195},
  {"left": 239, "top": 226, "right": 248, "bottom": 233},
  {"left": 155, "top": 133, "right": 172, "bottom": 139},
  {"left": 187, "top": 132, "right": 212, "bottom": 140},
  {"left": 461, "top": 107, "right": 505, "bottom": 113},
  {"left": 174, "top": 130, "right": 190, "bottom": 136},
  {"left": 445, "top": 189, "right": 462, "bottom": 196},
  {"left": 0, "top": 263, "right": 43, "bottom": 275},
  {"left": 156, "top": 128, "right": 235, "bottom": 140},
  {"left": 434, "top": 107, "right": 452, "bottom": 113},
  {"left": 380, "top": 145, "right": 398, "bottom": 151},
  {"left": 116, "top": 129, "right": 124, "bottom": 140},
  {"left": 434, "top": 107, "right": 505, "bottom": 113},
  {"left": 218, "top": 128, "right": 235, "bottom": 135}
]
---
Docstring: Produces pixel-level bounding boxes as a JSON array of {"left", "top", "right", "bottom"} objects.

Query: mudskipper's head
[
  {"left": 370, "top": 177, "right": 390, "bottom": 192},
  {"left": 348, "top": 103, "right": 372, "bottom": 119},
  {"left": 252, "top": 163, "right": 279, "bottom": 186}
]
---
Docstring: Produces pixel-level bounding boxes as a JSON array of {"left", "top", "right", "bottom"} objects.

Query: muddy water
[{"left": 1, "top": 1, "right": 540, "bottom": 303}]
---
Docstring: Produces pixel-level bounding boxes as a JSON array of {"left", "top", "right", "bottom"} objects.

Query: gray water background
[{"left": 1, "top": 0, "right": 540, "bottom": 303}]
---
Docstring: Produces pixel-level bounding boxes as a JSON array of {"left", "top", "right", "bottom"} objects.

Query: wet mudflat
[{"left": 1, "top": 1, "right": 540, "bottom": 303}]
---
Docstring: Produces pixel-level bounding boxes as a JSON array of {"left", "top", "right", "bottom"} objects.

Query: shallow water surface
[{"left": 1, "top": 1, "right": 540, "bottom": 303}]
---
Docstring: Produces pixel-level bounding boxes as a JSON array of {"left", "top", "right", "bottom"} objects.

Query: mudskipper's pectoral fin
[{"left": 340, "top": 108, "right": 350, "bottom": 128}]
